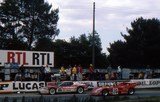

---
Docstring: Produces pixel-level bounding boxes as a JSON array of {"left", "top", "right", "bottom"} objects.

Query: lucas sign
[{"left": 0, "top": 50, "right": 54, "bottom": 67}]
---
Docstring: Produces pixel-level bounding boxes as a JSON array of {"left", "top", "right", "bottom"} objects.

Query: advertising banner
[
  {"left": 0, "top": 50, "right": 54, "bottom": 67},
  {"left": 0, "top": 82, "right": 13, "bottom": 93},
  {"left": 130, "top": 79, "right": 160, "bottom": 88},
  {"left": 1, "top": 79, "right": 160, "bottom": 93},
  {"left": 0, "top": 81, "right": 45, "bottom": 93},
  {"left": 12, "top": 81, "right": 45, "bottom": 92}
]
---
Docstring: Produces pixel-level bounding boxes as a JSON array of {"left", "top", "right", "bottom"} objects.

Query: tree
[
  {"left": 53, "top": 34, "right": 107, "bottom": 68},
  {"left": 107, "top": 40, "right": 128, "bottom": 67},
  {"left": 0, "top": 0, "right": 22, "bottom": 49},
  {"left": 34, "top": 37, "right": 53, "bottom": 51},
  {"left": 107, "top": 17, "right": 160, "bottom": 67},
  {"left": 0, "top": 0, "right": 59, "bottom": 50},
  {"left": 52, "top": 39, "right": 69, "bottom": 67}
]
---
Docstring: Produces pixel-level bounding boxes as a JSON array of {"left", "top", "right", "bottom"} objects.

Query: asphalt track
[{"left": 0, "top": 89, "right": 160, "bottom": 98}]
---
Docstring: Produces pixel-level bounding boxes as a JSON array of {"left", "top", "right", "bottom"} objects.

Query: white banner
[
  {"left": 78, "top": 79, "right": 160, "bottom": 89},
  {"left": 1, "top": 79, "right": 160, "bottom": 93},
  {"left": 0, "top": 82, "right": 13, "bottom": 93},
  {"left": 0, "top": 81, "right": 45, "bottom": 93},
  {"left": 130, "top": 79, "right": 160, "bottom": 88},
  {"left": 12, "top": 81, "right": 45, "bottom": 92},
  {"left": 0, "top": 50, "right": 54, "bottom": 67}
]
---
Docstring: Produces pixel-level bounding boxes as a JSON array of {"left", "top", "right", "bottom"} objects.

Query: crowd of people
[
  {"left": 55, "top": 65, "right": 123, "bottom": 81},
  {"left": 14, "top": 64, "right": 123, "bottom": 82},
  {"left": 14, "top": 64, "right": 100, "bottom": 82},
  {"left": 14, "top": 64, "right": 159, "bottom": 82},
  {"left": 58, "top": 64, "right": 93, "bottom": 81},
  {"left": 14, "top": 64, "right": 52, "bottom": 81}
]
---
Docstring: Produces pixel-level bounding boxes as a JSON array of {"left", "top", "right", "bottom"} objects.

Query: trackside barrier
[
  {"left": 0, "top": 79, "right": 160, "bottom": 93},
  {"left": 130, "top": 79, "right": 160, "bottom": 88},
  {"left": 74, "top": 79, "right": 160, "bottom": 89},
  {"left": 0, "top": 81, "right": 45, "bottom": 93},
  {"left": 0, "top": 81, "right": 13, "bottom": 93}
]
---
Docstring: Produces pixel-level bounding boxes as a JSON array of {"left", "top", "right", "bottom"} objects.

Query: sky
[{"left": 47, "top": 0, "right": 160, "bottom": 54}]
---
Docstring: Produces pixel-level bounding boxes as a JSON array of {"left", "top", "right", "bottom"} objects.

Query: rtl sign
[{"left": 0, "top": 50, "right": 54, "bottom": 67}]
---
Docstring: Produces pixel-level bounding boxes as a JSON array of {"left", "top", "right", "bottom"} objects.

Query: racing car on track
[
  {"left": 38, "top": 81, "right": 88, "bottom": 95},
  {"left": 90, "top": 81, "right": 137, "bottom": 96}
]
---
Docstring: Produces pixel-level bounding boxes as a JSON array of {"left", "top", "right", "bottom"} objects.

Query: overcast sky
[{"left": 47, "top": 0, "right": 160, "bottom": 54}]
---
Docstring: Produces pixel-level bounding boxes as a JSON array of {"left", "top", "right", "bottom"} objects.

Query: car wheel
[
  {"left": 128, "top": 89, "right": 135, "bottom": 95},
  {"left": 102, "top": 90, "right": 109, "bottom": 96},
  {"left": 77, "top": 87, "right": 84, "bottom": 94},
  {"left": 49, "top": 88, "right": 56, "bottom": 95}
]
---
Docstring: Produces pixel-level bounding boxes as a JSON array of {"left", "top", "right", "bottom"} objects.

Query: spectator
[
  {"left": 117, "top": 66, "right": 122, "bottom": 79},
  {"left": 25, "top": 70, "right": 31, "bottom": 81},
  {"left": 95, "top": 70, "right": 100, "bottom": 80},
  {"left": 44, "top": 64, "right": 51, "bottom": 74},
  {"left": 32, "top": 71, "right": 38, "bottom": 81},
  {"left": 72, "top": 65, "right": 77, "bottom": 81},
  {"left": 89, "top": 64, "right": 94, "bottom": 80},
  {"left": 152, "top": 70, "right": 156, "bottom": 78},
  {"left": 60, "top": 66, "right": 65, "bottom": 74},
  {"left": 138, "top": 72, "right": 144, "bottom": 79},
  {"left": 107, "top": 65, "right": 112, "bottom": 75},
  {"left": 44, "top": 65, "right": 51, "bottom": 82},
  {"left": 77, "top": 65, "right": 83, "bottom": 74},
  {"left": 77, "top": 65, "right": 83, "bottom": 81},
  {"left": 110, "top": 72, "right": 116, "bottom": 80},
  {"left": 60, "top": 66, "right": 66, "bottom": 81},
  {"left": 145, "top": 66, "right": 151, "bottom": 79},
  {"left": 66, "top": 65, "right": 72, "bottom": 80},
  {"left": 105, "top": 73, "right": 110, "bottom": 80},
  {"left": 14, "top": 71, "right": 22, "bottom": 81},
  {"left": 19, "top": 65, "right": 25, "bottom": 81},
  {"left": 39, "top": 66, "right": 45, "bottom": 81}
]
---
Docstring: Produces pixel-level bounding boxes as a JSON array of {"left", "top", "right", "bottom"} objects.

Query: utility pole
[{"left": 92, "top": 1, "right": 95, "bottom": 69}]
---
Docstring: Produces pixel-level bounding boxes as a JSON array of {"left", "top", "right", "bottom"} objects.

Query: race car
[
  {"left": 38, "top": 81, "right": 88, "bottom": 95},
  {"left": 90, "top": 81, "right": 137, "bottom": 96}
]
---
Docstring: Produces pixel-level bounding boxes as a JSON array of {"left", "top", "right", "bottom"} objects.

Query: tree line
[
  {"left": 1, "top": 0, "right": 160, "bottom": 68},
  {"left": 0, "top": 0, "right": 59, "bottom": 50},
  {"left": 108, "top": 17, "right": 160, "bottom": 68}
]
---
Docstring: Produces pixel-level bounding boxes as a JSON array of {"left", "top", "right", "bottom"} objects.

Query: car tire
[
  {"left": 49, "top": 88, "right": 56, "bottom": 95},
  {"left": 77, "top": 87, "right": 84, "bottom": 94},
  {"left": 128, "top": 88, "right": 135, "bottom": 95},
  {"left": 102, "top": 89, "right": 109, "bottom": 96}
]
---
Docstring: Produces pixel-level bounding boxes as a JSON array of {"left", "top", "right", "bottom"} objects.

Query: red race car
[
  {"left": 91, "top": 81, "right": 137, "bottom": 96},
  {"left": 39, "top": 81, "right": 88, "bottom": 95}
]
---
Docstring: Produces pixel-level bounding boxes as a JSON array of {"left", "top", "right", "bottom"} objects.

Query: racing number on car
[
  {"left": 119, "top": 86, "right": 128, "bottom": 92},
  {"left": 58, "top": 88, "right": 63, "bottom": 92},
  {"left": 112, "top": 88, "right": 118, "bottom": 95},
  {"left": 64, "top": 86, "right": 75, "bottom": 92}
]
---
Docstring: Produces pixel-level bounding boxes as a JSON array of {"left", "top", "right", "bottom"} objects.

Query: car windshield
[
  {"left": 59, "top": 82, "right": 73, "bottom": 86},
  {"left": 107, "top": 82, "right": 116, "bottom": 86}
]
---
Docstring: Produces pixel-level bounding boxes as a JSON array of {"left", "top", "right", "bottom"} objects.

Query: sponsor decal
[
  {"left": 77, "top": 81, "right": 97, "bottom": 89},
  {"left": 57, "top": 88, "right": 62, "bottom": 92},
  {"left": 97, "top": 81, "right": 109, "bottom": 87},
  {"left": 97, "top": 81, "right": 114, "bottom": 87},
  {"left": 112, "top": 88, "right": 118, "bottom": 95}
]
